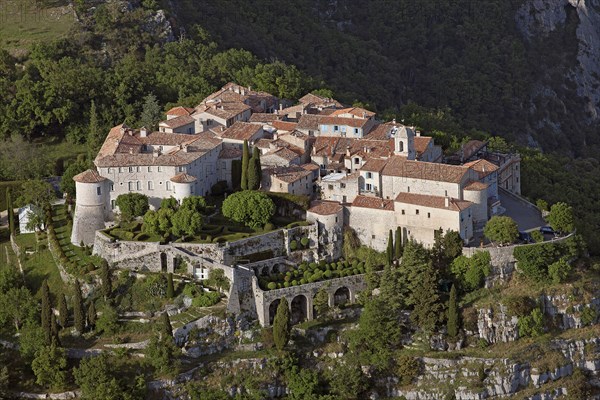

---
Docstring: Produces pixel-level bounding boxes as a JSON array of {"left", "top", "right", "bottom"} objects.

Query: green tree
[
  {"left": 548, "top": 202, "right": 575, "bottom": 233},
  {"left": 160, "top": 197, "right": 179, "bottom": 211},
  {"left": 450, "top": 252, "right": 491, "bottom": 292},
  {"left": 273, "top": 297, "right": 290, "bottom": 351},
  {"left": 206, "top": 269, "right": 230, "bottom": 293},
  {"left": 17, "top": 179, "right": 55, "bottom": 208},
  {"left": 171, "top": 207, "right": 203, "bottom": 238},
  {"left": 180, "top": 195, "right": 207, "bottom": 213},
  {"left": 50, "top": 313, "right": 60, "bottom": 345},
  {"left": 6, "top": 188, "right": 15, "bottom": 235},
  {"left": 87, "top": 100, "right": 103, "bottom": 161},
  {"left": 0, "top": 366, "right": 9, "bottom": 399},
  {"left": 18, "top": 322, "right": 45, "bottom": 362},
  {"left": 313, "top": 289, "right": 329, "bottom": 318},
  {"left": 87, "top": 301, "right": 96, "bottom": 330},
  {"left": 518, "top": 308, "right": 544, "bottom": 337},
  {"left": 240, "top": 140, "right": 250, "bottom": 190},
  {"left": 96, "top": 305, "right": 119, "bottom": 335},
  {"left": 100, "top": 260, "right": 112, "bottom": 299},
  {"left": 247, "top": 146, "right": 262, "bottom": 190},
  {"left": 40, "top": 280, "right": 52, "bottom": 344},
  {"left": 160, "top": 312, "right": 173, "bottom": 339},
  {"left": 399, "top": 240, "right": 432, "bottom": 307},
  {"left": 73, "top": 280, "right": 85, "bottom": 334},
  {"left": 139, "top": 93, "right": 162, "bottom": 131},
  {"left": 484, "top": 216, "right": 519, "bottom": 245},
  {"left": 0, "top": 286, "right": 38, "bottom": 331},
  {"left": 58, "top": 293, "right": 68, "bottom": 328},
  {"left": 386, "top": 229, "right": 394, "bottom": 265},
  {"left": 115, "top": 193, "right": 149, "bottom": 221},
  {"left": 145, "top": 323, "right": 181, "bottom": 375},
  {"left": 285, "top": 366, "right": 322, "bottom": 400},
  {"left": 31, "top": 342, "right": 67, "bottom": 389},
  {"left": 326, "top": 361, "right": 367, "bottom": 399},
  {"left": 394, "top": 226, "right": 403, "bottom": 260},
  {"left": 548, "top": 257, "right": 572, "bottom": 284},
  {"left": 447, "top": 285, "right": 459, "bottom": 338},
  {"left": 221, "top": 190, "right": 275, "bottom": 229},
  {"left": 410, "top": 263, "right": 443, "bottom": 334},
  {"left": 166, "top": 273, "right": 175, "bottom": 299},
  {"left": 60, "top": 160, "right": 89, "bottom": 199}
]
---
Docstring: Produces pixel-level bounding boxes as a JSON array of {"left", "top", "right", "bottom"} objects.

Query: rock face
[
  {"left": 516, "top": 0, "right": 600, "bottom": 122},
  {"left": 477, "top": 305, "right": 519, "bottom": 344}
]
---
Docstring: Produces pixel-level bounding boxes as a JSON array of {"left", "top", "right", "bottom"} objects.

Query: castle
[{"left": 72, "top": 82, "right": 520, "bottom": 251}]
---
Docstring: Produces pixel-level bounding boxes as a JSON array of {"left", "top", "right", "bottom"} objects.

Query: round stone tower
[
  {"left": 170, "top": 173, "right": 197, "bottom": 203},
  {"left": 71, "top": 169, "right": 109, "bottom": 246}
]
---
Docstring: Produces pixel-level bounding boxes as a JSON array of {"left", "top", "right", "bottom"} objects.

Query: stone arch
[
  {"left": 160, "top": 252, "right": 167, "bottom": 272},
  {"left": 333, "top": 286, "right": 351, "bottom": 306},
  {"left": 271, "top": 263, "right": 282, "bottom": 274},
  {"left": 260, "top": 266, "right": 269, "bottom": 276},
  {"left": 268, "top": 299, "right": 281, "bottom": 325},
  {"left": 291, "top": 295, "right": 308, "bottom": 324}
]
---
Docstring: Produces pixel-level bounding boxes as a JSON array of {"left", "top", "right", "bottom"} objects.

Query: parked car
[
  {"left": 539, "top": 226, "right": 555, "bottom": 235},
  {"left": 518, "top": 231, "right": 533, "bottom": 243}
]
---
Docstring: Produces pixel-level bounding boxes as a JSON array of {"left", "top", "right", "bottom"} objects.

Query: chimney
[
  {"left": 392, "top": 118, "right": 396, "bottom": 124},
  {"left": 129, "top": 148, "right": 133, "bottom": 154},
  {"left": 183, "top": 145, "right": 189, "bottom": 153},
  {"left": 445, "top": 196, "right": 449, "bottom": 208},
  {"left": 312, "top": 146, "right": 316, "bottom": 155},
  {"left": 416, "top": 130, "right": 421, "bottom": 137},
  {"left": 153, "top": 149, "right": 160, "bottom": 158},
  {"left": 127, "top": 129, "right": 133, "bottom": 136},
  {"left": 274, "top": 132, "right": 279, "bottom": 141},
  {"left": 362, "top": 112, "right": 367, "bottom": 119},
  {"left": 279, "top": 103, "right": 283, "bottom": 111},
  {"left": 346, "top": 146, "right": 351, "bottom": 156},
  {"left": 140, "top": 127, "right": 147, "bottom": 138}
]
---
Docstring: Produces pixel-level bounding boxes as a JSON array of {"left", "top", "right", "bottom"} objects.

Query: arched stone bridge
[{"left": 251, "top": 274, "right": 367, "bottom": 326}]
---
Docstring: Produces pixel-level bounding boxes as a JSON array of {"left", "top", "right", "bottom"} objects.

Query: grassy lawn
[
  {"left": 0, "top": 0, "right": 75, "bottom": 52},
  {"left": 170, "top": 302, "right": 226, "bottom": 330}
]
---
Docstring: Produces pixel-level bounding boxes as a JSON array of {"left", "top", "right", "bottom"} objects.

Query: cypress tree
[
  {"left": 394, "top": 227, "right": 403, "bottom": 260},
  {"left": 447, "top": 284, "right": 459, "bottom": 338},
  {"left": 160, "top": 312, "right": 173, "bottom": 339},
  {"left": 87, "top": 301, "right": 96, "bottom": 330},
  {"left": 247, "top": 147, "right": 262, "bottom": 190},
  {"left": 41, "top": 280, "right": 52, "bottom": 344},
  {"left": 73, "top": 280, "right": 85, "bottom": 334},
  {"left": 166, "top": 273, "right": 175, "bottom": 299},
  {"left": 410, "top": 263, "right": 443, "bottom": 334},
  {"left": 241, "top": 140, "right": 250, "bottom": 190},
  {"left": 6, "top": 188, "right": 14, "bottom": 236},
  {"left": 58, "top": 294, "right": 68, "bottom": 328},
  {"left": 273, "top": 298, "right": 290, "bottom": 351},
  {"left": 87, "top": 100, "right": 101, "bottom": 161},
  {"left": 99, "top": 260, "right": 112, "bottom": 299},
  {"left": 386, "top": 229, "right": 394, "bottom": 265}
]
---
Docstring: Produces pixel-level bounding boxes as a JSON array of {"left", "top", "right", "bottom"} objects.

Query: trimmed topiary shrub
[
  {"left": 267, "top": 282, "right": 277, "bottom": 290},
  {"left": 290, "top": 240, "right": 298, "bottom": 251},
  {"left": 300, "top": 237, "right": 309, "bottom": 248}
]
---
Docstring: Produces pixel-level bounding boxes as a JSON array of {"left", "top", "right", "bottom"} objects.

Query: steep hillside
[{"left": 166, "top": 0, "right": 600, "bottom": 157}]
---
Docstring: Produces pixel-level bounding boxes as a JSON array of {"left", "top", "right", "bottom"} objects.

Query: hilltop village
[{"left": 70, "top": 82, "right": 523, "bottom": 326}]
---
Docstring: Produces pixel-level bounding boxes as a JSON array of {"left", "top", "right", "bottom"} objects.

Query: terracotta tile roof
[
  {"left": 278, "top": 104, "right": 306, "bottom": 116},
  {"left": 352, "top": 195, "right": 394, "bottom": 211},
  {"left": 458, "top": 140, "right": 487, "bottom": 160},
  {"left": 330, "top": 107, "right": 375, "bottom": 118},
  {"left": 414, "top": 136, "right": 432, "bottom": 155},
  {"left": 395, "top": 192, "right": 473, "bottom": 212},
  {"left": 254, "top": 139, "right": 273, "bottom": 149},
  {"left": 203, "top": 82, "right": 278, "bottom": 113},
  {"left": 159, "top": 115, "right": 195, "bottom": 129},
  {"left": 313, "top": 137, "right": 353, "bottom": 157},
  {"left": 196, "top": 101, "right": 251, "bottom": 120},
  {"left": 463, "top": 159, "right": 499, "bottom": 178},
  {"left": 249, "top": 113, "right": 280, "bottom": 123},
  {"left": 360, "top": 158, "right": 388, "bottom": 172},
  {"left": 364, "top": 123, "right": 394, "bottom": 140},
  {"left": 170, "top": 173, "right": 197, "bottom": 184},
  {"left": 264, "top": 147, "right": 302, "bottom": 162},
  {"left": 272, "top": 120, "right": 298, "bottom": 132},
  {"left": 299, "top": 93, "right": 343, "bottom": 108},
  {"left": 221, "top": 122, "right": 263, "bottom": 141},
  {"left": 267, "top": 165, "right": 312, "bottom": 183},
  {"left": 349, "top": 139, "right": 395, "bottom": 158},
  {"left": 95, "top": 125, "right": 222, "bottom": 168},
  {"left": 463, "top": 181, "right": 489, "bottom": 191},
  {"left": 297, "top": 114, "right": 324, "bottom": 131},
  {"left": 166, "top": 106, "right": 194, "bottom": 117},
  {"left": 219, "top": 147, "right": 243, "bottom": 159},
  {"left": 301, "top": 163, "right": 320, "bottom": 171},
  {"left": 73, "top": 169, "right": 106, "bottom": 183},
  {"left": 307, "top": 201, "right": 343, "bottom": 215},
  {"left": 320, "top": 116, "right": 370, "bottom": 128},
  {"left": 382, "top": 156, "right": 468, "bottom": 183}
]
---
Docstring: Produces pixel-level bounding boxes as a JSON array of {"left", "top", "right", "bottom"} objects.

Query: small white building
[{"left": 18, "top": 204, "right": 44, "bottom": 234}]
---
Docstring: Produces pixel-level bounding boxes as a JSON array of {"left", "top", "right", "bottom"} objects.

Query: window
[
  {"left": 428, "top": 212, "right": 431, "bottom": 218},
  {"left": 416, "top": 209, "right": 419, "bottom": 215},
  {"left": 178, "top": 166, "right": 184, "bottom": 172},
  {"left": 366, "top": 183, "right": 372, "bottom": 191},
  {"left": 399, "top": 141, "right": 404, "bottom": 152},
  {"left": 108, "top": 168, "right": 112, "bottom": 173},
  {"left": 166, "top": 181, "right": 172, "bottom": 191},
  {"left": 96, "top": 187, "right": 102, "bottom": 196},
  {"left": 328, "top": 184, "right": 333, "bottom": 190},
  {"left": 445, "top": 190, "right": 448, "bottom": 196},
  {"left": 111, "top": 200, "right": 116, "bottom": 209},
  {"left": 148, "top": 181, "right": 154, "bottom": 190},
  {"left": 207, "top": 119, "right": 213, "bottom": 126},
  {"left": 136, "top": 181, "right": 141, "bottom": 191},
  {"left": 354, "top": 128, "right": 359, "bottom": 135},
  {"left": 335, "top": 217, "right": 338, "bottom": 223},
  {"left": 280, "top": 183, "right": 283, "bottom": 189},
  {"left": 366, "top": 172, "right": 372, "bottom": 179},
  {"left": 354, "top": 157, "right": 360, "bottom": 165},
  {"left": 136, "top": 166, "right": 141, "bottom": 172},
  {"left": 407, "top": 186, "right": 410, "bottom": 193},
  {"left": 341, "top": 183, "right": 346, "bottom": 189},
  {"left": 129, "top": 166, "right": 134, "bottom": 173},
  {"left": 334, "top": 125, "right": 339, "bottom": 131},
  {"left": 371, "top": 235, "right": 376, "bottom": 239},
  {"left": 159, "top": 146, "right": 164, "bottom": 152},
  {"left": 158, "top": 166, "right": 163, "bottom": 172},
  {"left": 401, "top": 209, "right": 405, "bottom": 215},
  {"left": 119, "top": 167, "right": 124, "bottom": 173},
  {"left": 128, "top": 182, "right": 134, "bottom": 191},
  {"left": 110, "top": 183, "right": 114, "bottom": 192}
]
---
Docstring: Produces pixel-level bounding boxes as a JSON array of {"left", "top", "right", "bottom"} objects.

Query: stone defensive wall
[
  {"left": 92, "top": 223, "right": 319, "bottom": 272},
  {"left": 251, "top": 273, "right": 367, "bottom": 326}
]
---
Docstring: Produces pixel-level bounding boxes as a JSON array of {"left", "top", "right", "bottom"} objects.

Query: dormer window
[{"left": 354, "top": 158, "right": 360, "bottom": 165}]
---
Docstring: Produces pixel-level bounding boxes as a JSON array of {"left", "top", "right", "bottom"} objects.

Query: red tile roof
[
  {"left": 170, "top": 173, "right": 197, "bottom": 184},
  {"left": 307, "top": 201, "right": 343, "bottom": 215},
  {"left": 463, "top": 181, "right": 489, "bottom": 191},
  {"left": 352, "top": 195, "right": 395, "bottom": 211},
  {"left": 166, "top": 106, "right": 195, "bottom": 117},
  {"left": 249, "top": 113, "right": 281, "bottom": 123},
  {"left": 330, "top": 107, "right": 375, "bottom": 118},
  {"left": 220, "top": 122, "right": 263, "bottom": 141},
  {"left": 414, "top": 136, "right": 432, "bottom": 155},
  {"left": 272, "top": 120, "right": 298, "bottom": 132},
  {"left": 382, "top": 156, "right": 468, "bottom": 183},
  {"left": 463, "top": 159, "right": 499, "bottom": 178},
  {"left": 360, "top": 158, "right": 387, "bottom": 172},
  {"left": 320, "top": 116, "right": 370, "bottom": 128},
  {"left": 395, "top": 192, "right": 473, "bottom": 212},
  {"left": 159, "top": 115, "right": 195, "bottom": 129},
  {"left": 73, "top": 169, "right": 106, "bottom": 183}
]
